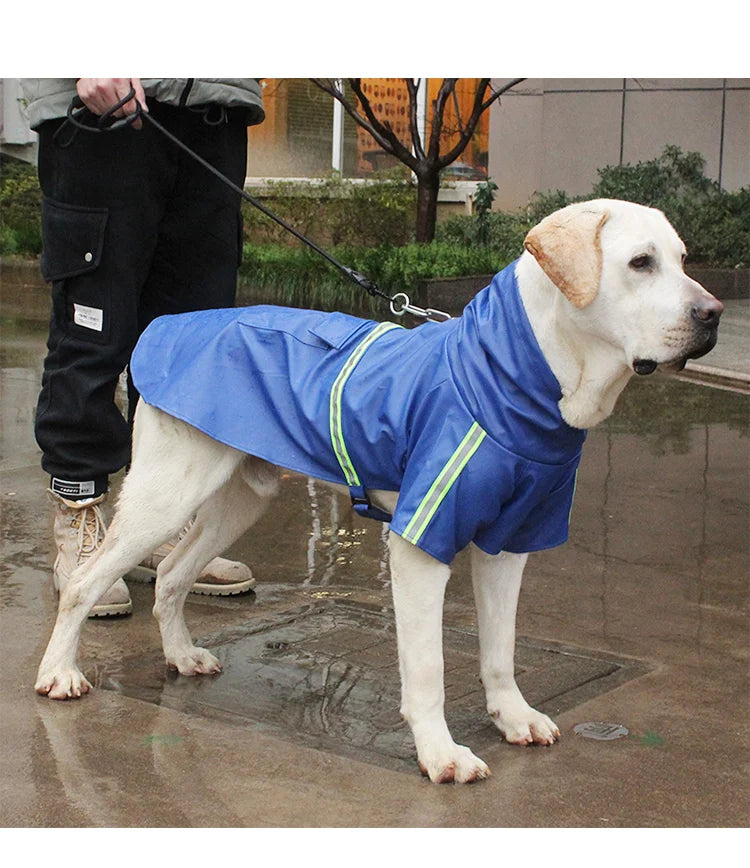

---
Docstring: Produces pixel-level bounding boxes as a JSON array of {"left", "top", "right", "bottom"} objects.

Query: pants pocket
[
  {"left": 41, "top": 197, "right": 109, "bottom": 280},
  {"left": 41, "top": 197, "right": 111, "bottom": 344}
]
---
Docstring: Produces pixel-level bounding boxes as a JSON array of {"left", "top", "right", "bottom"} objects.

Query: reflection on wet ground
[{"left": 1, "top": 316, "right": 748, "bottom": 795}]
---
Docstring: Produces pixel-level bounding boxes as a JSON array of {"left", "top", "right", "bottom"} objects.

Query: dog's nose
[{"left": 691, "top": 298, "right": 724, "bottom": 327}]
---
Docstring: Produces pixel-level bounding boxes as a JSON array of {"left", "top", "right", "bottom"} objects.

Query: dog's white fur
[{"left": 35, "top": 200, "right": 722, "bottom": 783}]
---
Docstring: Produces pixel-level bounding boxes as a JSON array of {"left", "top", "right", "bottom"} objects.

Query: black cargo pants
[{"left": 35, "top": 100, "right": 248, "bottom": 499}]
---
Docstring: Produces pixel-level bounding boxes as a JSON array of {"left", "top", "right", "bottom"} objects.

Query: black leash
[{"left": 56, "top": 90, "right": 451, "bottom": 323}]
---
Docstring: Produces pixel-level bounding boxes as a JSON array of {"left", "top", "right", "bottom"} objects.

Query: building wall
[{"left": 488, "top": 78, "right": 750, "bottom": 211}]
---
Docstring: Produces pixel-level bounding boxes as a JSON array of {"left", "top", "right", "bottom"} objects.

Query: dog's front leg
[
  {"left": 471, "top": 546, "right": 560, "bottom": 745},
  {"left": 389, "top": 532, "right": 489, "bottom": 783}
]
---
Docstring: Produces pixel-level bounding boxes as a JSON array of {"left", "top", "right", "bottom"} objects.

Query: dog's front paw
[
  {"left": 35, "top": 666, "right": 92, "bottom": 700},
  {"left": 492, "top": 704, "right": 560, "bottom": 746},
  {"left": 417, "top": 742, "right": 490, "bottom": 784},
  {"left": 166, "top": 646, "right": 222, "bottom": 676}
]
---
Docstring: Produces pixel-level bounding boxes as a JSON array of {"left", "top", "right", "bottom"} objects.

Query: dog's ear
[{"left": 523, "top": 208, "right": 609, "bottom": 308}]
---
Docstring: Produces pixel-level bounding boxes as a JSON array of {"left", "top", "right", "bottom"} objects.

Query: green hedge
[
  {"left": 591, "top": 146, "right": 749, "bottom": 268},
  {"left": 0, "top": 155, "right": 43, "bottom": 255},
  {"left": 238, "top": 241, "right": 510, "bottom": 312},
  {"left": 3, "top": 146, "right": 747, "bottom": 277},
  {"left": 435, "top": 208, "right": 531, "bottom": 257},
  {"left": 436, "top": 145, "right": 750, "bottom": 268},
  {"left": 437, "top": 147, "right": 749, "bottom": 269},
  {"left": 241, "top": 171, "right": 416, "bottom": 248}
]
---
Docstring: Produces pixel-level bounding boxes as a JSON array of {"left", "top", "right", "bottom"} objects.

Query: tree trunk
[{"left": 415, "top": 171, "right": 440, "bottom": 243}]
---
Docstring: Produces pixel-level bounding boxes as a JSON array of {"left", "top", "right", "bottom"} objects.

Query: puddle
[{"left": 101, "top": 600, "right": 648, "bottom": 772}]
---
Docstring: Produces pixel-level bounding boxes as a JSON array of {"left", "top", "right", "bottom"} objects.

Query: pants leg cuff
[{"left": 50, "top": 476, "right": 108, "bottom": 500}]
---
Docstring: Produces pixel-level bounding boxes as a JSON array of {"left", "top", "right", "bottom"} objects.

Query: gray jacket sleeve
[{"left": 18, "top": 78, "right": 264, "bottom": 129}]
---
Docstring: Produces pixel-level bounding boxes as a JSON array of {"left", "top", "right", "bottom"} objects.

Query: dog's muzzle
[{"left": 633, "top": 297, "right": 724, "bottom": 376}]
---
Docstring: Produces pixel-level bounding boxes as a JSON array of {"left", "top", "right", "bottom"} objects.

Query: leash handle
[
  {"left": 57, "top": 91, "right": 452, "bottom": 322},
  {"left": 53, "top": 90, "right": 143, "bottom": 146}
]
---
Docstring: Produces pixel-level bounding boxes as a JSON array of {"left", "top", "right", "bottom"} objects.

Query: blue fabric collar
[{"left": 447, "top": 260, "right": 586, "bottom": 463}]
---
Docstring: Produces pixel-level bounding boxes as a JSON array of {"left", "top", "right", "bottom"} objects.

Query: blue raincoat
[{"left": 130, "top": 260, "right": 586, "bottom": 565}]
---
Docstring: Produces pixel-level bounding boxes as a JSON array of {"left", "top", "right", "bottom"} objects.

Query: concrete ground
[{"left": 0, "top": 299, "right": 748, "bottom": 832}]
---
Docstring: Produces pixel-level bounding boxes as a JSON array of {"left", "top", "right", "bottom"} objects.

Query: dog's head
[{"left": 523, "top": 199, "right": 723, "bottom": 374}]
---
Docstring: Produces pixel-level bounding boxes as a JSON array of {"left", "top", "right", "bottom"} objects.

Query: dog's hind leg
[
  {"left": 34, "top": 539, "right": 139, "bottom": 699},
  {"left": 35, "top": 404, "right": 246, "bottom": 700},
  {"left": 153, "top": 458, "right": 278, "bottom": 676},
  {"left": 389, "top": 532, "right": 490, "bottom": 783},
  {"left": 470, "top": 546, "right": 560, "bottom": 746}
]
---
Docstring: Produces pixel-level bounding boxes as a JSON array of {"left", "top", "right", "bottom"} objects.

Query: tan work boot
[
  {"left": 129, "top": 521, "right": 255, "bottom": 596},
  {"left": 50, "top": 491, "right": 132, "bottom": 617}
]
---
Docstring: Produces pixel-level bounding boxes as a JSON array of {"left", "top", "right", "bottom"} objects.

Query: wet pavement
[{"left": 1, "top": 310, "right": 748, "bottom": 828}]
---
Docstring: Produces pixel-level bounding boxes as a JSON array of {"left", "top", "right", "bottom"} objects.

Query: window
[{"left": 247, "top": 78, "right": 489, "bottom": 182}]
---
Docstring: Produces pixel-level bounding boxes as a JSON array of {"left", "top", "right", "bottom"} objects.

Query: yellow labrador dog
[{"left": 35, "top": 200, "right": 722, "bottom": 783}]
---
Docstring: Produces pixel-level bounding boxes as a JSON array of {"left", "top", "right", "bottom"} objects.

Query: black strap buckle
[{"left": 350, "top": 489, "right": 393, "bottom": 524}]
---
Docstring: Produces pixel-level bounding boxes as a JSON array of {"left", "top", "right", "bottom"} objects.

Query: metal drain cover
[
  {"left": 102, "top": 601, "right": 648, "bottom": 772},
  {"left": 573, "top": 722, "right": 630, "bottom": 740}
]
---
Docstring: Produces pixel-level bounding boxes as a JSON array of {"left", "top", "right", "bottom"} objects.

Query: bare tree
[{"left": 311, "top": 78, "right": 525, "bottom": 242}]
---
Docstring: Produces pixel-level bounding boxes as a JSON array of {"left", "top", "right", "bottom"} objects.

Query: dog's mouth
[{"left": 633, "top": 327, "right": 719, "bottom": 376}]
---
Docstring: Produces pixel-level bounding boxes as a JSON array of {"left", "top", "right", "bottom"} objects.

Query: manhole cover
[
  {"left": 102, "top": 601, "right": 648, "bottom": 772},
  {"left": 573, "top": 722, "right": 629, "bottom": 740}
]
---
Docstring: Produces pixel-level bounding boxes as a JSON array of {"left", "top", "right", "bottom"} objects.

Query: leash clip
[{"left": 389, "top": 292, "right": 451, "bottom": 323}]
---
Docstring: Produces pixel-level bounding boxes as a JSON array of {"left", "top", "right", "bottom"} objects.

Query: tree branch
[
  {"left": 347, "top": 78, "right": 417, "bottom": 169},
  {"left": 437, "top": 78, "right": 525, "bottom": 169},
  {"left": 450, "top": 86, "right": 466, "bottom": 138},
  {"left": 307, "top": 76, "right": 526, "bottom": 242},
  {"left": 426, "top": 78, "right": 458, "bottom": 163}
]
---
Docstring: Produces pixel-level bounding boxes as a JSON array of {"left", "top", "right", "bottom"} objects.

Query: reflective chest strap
[
  {"left": 400, "top": 420, "right": 486, "bottom": 547},
  {"left": 329, "top": 321, "right": 402, "bottom": 522}
]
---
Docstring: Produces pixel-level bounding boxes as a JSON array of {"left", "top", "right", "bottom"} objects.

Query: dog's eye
[{"left": 629, "top": 254, "right": 654, "bottom": 271}]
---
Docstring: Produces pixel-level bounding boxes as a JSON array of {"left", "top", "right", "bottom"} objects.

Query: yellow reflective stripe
[
  {"left": 329, "top": 322, "right": 401, "bottom": 486},
  {"left": 401, "top": 421, "right": 486, "bottom": 545}
]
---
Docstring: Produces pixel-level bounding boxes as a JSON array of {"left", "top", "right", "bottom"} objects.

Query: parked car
[{"left": 441, "top": 162, "right": 487, "bottom": 181}]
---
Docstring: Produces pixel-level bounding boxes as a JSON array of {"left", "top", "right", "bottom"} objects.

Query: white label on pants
[{"left": 73, "top": 303, "right": 104, "bottom": 332}]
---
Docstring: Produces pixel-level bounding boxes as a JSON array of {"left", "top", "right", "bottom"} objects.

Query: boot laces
[{"left": 70, "top": 503, "right": 107, "bottom": 564}]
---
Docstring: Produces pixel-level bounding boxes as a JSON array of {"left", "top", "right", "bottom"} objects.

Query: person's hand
[{"left": 76, "top": 78, "right": 148, "bottom": 128}]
